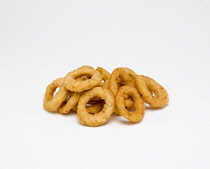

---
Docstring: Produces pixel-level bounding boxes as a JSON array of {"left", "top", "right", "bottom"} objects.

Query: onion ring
[
  {"left": 109, "top": 68, "right": 135, "bottom": 96},
  {"left": 77, "top": 87, "right": 115, "bottom": 127},
  {"left": 121, "top": 68, "right": 169, "bottom": 107},
  {"left": 134, "top": 75, "right": 169, "bottom": 107},
  {"left": 43, "top": 78, "right": 69, "bottom": 111},
  {"left": 64, "top": 66, "right": 102, "bottom": 92},
  {"left": 116, "top": 86, "right": 145, "bottom": 122},
  {"left": 109, "top": 68, "right": 135, "bottom": 109}
]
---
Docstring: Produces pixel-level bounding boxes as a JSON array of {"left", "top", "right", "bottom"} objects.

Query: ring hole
[
  {"left": 75, "top": 75, "right": 91, "bottom": 82},
  {"left": 123, "top": 93, "right": 134, "bottom": 101},
  {"left": 86, "top": 103, "right": 93, "bottom": 107},
  {"left": 151, "top": 92, "right": 157, "bottom": 98},
  {"left": 128, "top": 106, "right": 136, "bottom": 112},
  {"left": 124, "top": 94, "right": 134, "bottom": 108},
  {"left": 124, "top": 94, "right": 130, "bottom": 99},
  {"left": 65, "top": 92, "right": 72, "bottom": 101},
  {"left": 53, "top": 87, "right": 60, "bottom": 97},
  {"left": 75, "top": 74, "right": 92, "bottom": 80},
  {"left": 124, "top": 93, "right": 136, "bottom": 112},
  {"left": 81, "top": 75, "right": 91, "bottom": 80},
  {"left": 86, "top": 98, "right": 105, "bottom": 114}
]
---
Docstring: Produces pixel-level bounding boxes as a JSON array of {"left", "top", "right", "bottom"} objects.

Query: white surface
[{"left": 0, "top": 0, "right": 210, "bottom": 169}]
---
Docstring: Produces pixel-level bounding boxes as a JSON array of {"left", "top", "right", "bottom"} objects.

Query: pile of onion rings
[{"left": 43, "top": 66, "right": 169, "bottom": 127}]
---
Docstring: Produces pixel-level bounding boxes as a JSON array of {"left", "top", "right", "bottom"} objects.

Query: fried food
[
  {"left": 64, "top": 66, "right": 102, "bottom": 92},
  {"left": 116, "top": 86, "right": 145, "bottom": 122},
  {"left": 134, "top": 75, "right": 169, "bottom": 108},
  {"left": 109, "top": 68, "right": 135, "bottom": 96},
  {"left": 43, "top": 66, "right": 169, "bottom": 126},
  {"left": 43, "top": 78, "right": 69, "bottom": 111},
  {"left": 77, "top": 87, "right": 115, "bottom": 127}
]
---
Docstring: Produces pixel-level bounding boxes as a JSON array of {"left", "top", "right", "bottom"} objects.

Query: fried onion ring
[
  {"left": 109, "top": 68, "right": 135, "bottom": 96},
  {"left": 116, "top": 86, "right": 145, "bottom": 122},
  {"left": 133, "top": 75, "right": 169, "bottom": 107},
  {"left": 43, "top": 78, "right": 69, "bottom": 111},
  {"left": 64, "top": 66, "right": 102, "bottom": 92},
  {"left": 77, "top": 87, "right": 115, "bottom": 127}
]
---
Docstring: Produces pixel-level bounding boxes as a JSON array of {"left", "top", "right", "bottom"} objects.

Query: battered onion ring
[
  {"left": 109, "top": 68, "right": 135, "bottom": 108},
  {"left": 77, "top": 87, "right": 115, "bottom": 127},
  {"left": 64, "top": 66, "right": 102, "bottom": 92},
  {"left": 116, "top": 86, "right": 145, "bottom": 122},
  {"left": 43, "top": 78, "right": 69, "bottom": 112},
  {"left": 58, "top": 92, "right": 82, "bottom": 114},
  {"left": 109, "top": 68, "right": 135, "bottom": 96},
  {"left": 134, "top": 75, "right": 169, "bottom": 108}
]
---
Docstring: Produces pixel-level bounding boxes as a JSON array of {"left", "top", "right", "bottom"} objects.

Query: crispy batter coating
[
  {"left": 135, "top": 75, "right": 169, "bottom": 108},
  {"left": 77, "top": 87, "right": 115, "bottom": 127},
  {"left": 116, "top": 86, "right": 145, "bottom": 122},
  {"left": 43, "top": 78, "right": 69, "bottom": 111},
  {"left": 64, "top": 66, "right": 102, "bottom": 92},
  {"left": 109, "top": 68, "right": 135, "bottom": 96}
]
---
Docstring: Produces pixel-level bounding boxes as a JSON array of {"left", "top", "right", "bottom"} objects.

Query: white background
[{"left": 0, "top": 0, "right": 210, "bottom": 169}]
